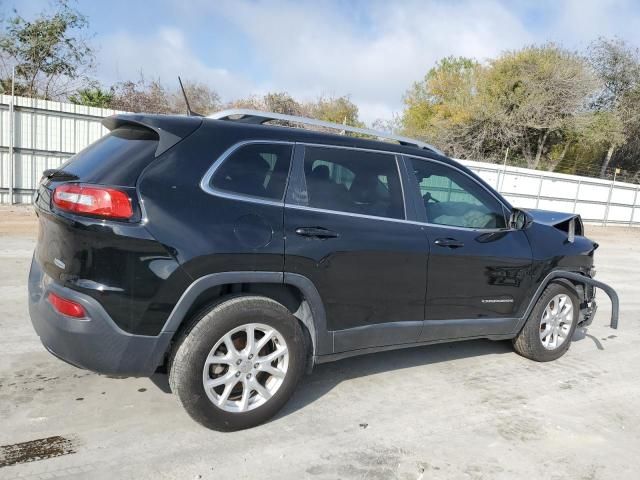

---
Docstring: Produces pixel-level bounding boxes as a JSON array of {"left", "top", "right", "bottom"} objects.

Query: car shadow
[
  {"left": 572, "top": 326, "right": 604, "bottom": 350},
  {"left": 148, "top": 331, "right": 603, "bottom": 422},
  {"left": 275, "top": 338, "right": 513, "bottom": 419}
]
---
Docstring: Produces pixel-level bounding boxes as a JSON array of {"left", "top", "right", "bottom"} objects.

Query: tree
[
  {"left": 170, "top": 80, "right": 220, "bottom": 115},
  {"left": 109, "top": 77, "right": 171, "bottom": 113},
  {"left": 308, "top": 95, "right": 364, "bottom": 127},
  {"left": 401, "top": 57, "right": 482, "bottom": 157},
  {"left": 0, "top": 0, "right": 94, "bottom": 99},
  {"left": 69, "top": 86, "right": 113, "bottom": 108},
  {"left": 108, "top": 77, "right": 221, "bottom": 115},
  {"left": 588, "top": 38, "right": 640, "bottom": 176},
  {"left": 483, "top": 44, "right": 595, "bottom": 169},
  {"left": 226, "top": 92, "right": 366, "bottom": 131}
]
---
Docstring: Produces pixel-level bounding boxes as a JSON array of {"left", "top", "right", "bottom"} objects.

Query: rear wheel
[
  {"left": 169, "top": 296, "right": 306, "bottom": 431},
  {"left": 513, "top": 283, "right": 579, "bottom": 362}
]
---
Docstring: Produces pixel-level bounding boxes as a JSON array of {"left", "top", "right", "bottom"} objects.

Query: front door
[
  {"left": 404, "top": 156, "right": 533, "bottom": 341},
  {"left": 284, "top": 145, "right": 428, "bottom": 354}
]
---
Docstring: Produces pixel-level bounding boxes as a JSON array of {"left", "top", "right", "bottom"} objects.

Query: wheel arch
[
  {"left": 513, "top": 269, "right": 619, "bottom": 334},
  {"left": 159, "top": 272, "right": 331, "bottom": 366}
]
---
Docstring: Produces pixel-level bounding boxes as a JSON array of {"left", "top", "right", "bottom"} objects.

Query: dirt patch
[{"left": 0, "top": 205, "right": 37, "bottom": 236}]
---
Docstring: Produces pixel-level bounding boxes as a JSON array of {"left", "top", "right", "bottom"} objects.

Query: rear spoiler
[{"left": 102, "top": 114, "right": 202, "bottom": 157}]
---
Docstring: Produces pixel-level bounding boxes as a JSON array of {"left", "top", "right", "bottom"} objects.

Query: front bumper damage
[{"left": 551, "top": 271, "right": 619, "bottom": 329}]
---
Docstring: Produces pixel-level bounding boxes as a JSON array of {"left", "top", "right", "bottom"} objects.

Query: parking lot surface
[{"left": 1, "top": 205, "right": 639, "bottom": 479}]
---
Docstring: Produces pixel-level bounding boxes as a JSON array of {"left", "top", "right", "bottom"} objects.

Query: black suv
[{"left": 28, "top": 110, "right": 618, "bottom": 431}]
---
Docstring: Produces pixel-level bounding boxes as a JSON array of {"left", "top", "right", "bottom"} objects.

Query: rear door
[
  {"left": 284, "top": 144, "right": 428, "bottom": 355},
  {"left": 404, "top": 156, "right": 533, "bottom": 341}
]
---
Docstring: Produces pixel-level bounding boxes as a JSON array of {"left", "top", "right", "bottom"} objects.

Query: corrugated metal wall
[
  {"left": 1, "top": 94, "right": 639, "bottom": 225},
  {"left": 0, "top": 95, "right": 124, "bottom": 204},
  {"left": 460, "top": 160, "right": 640, "bottom": 226}
]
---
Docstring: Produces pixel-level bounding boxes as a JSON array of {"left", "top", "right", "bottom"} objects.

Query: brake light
[
  {"left": 48, "top": 292, "right": 87, "bottom": 318},
  {"left": 53, "top": 184, "right": 133, "bottom": 219}
]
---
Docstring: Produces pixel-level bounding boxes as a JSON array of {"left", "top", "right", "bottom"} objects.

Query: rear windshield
[{"left": 59, "top": 126, "right": 159, "bottom": 186}]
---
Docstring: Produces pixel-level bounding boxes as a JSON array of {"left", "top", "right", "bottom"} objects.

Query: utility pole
[
  {"left": 8, "top": 67, "right": 15, "bottom": 205},
  {"left": 498, "top": 147, "right": 509, "bottom": 192},
  {"left": 604, "top": 168, "right": 619, "bottom": 227}
]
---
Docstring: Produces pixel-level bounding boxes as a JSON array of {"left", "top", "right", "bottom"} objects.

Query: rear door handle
[
  {"left": 434, "top": 237, "right": 464, "bottom": 248},
  {"left": 295, "top": 227, "right": 339, "bottom": 239}
]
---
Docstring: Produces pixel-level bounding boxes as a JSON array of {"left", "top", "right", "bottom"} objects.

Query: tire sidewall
[
  {"left": 170, "top": 296, "right": 306, "bottom": 431},
  {"left": 521, "top": 283, "right": 580, "bottom": 361}
]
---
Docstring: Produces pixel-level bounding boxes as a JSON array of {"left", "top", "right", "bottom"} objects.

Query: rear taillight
[
  {"left": 48, "top": 292, "right": 87, "bottom": 318},
  {"left": 52, "top": 184, "right": 133, "bottom": 219}
]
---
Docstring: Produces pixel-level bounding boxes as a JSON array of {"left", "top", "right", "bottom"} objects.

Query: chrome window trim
[
  {"left": 199, "top": 139, "right": 295, "bottom": 206},
  {"left": 283, "top": 204, "right": 508, "bottom": 233},
  {"left": 199, "top": 140, "right": 511, "bottom": 233},
  {"left": 299, "top": 143, "right": 407, "bottom": 221},
  {"left": 401, "top": 154, "right": 511, "bottom": 213}
]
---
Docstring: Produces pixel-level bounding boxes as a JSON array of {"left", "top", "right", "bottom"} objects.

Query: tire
[
  {"left": 513, "top": 283, "right": 579, "bottom": 362},
  {"left": 169, "top": 295, "right": 306, "bottom": 431}
]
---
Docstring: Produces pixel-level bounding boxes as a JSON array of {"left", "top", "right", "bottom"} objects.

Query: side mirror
[{"left": 509, "top": 209, "right": 530, "bottom": 230}]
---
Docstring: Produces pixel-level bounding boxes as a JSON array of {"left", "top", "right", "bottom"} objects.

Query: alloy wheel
[
  {"left": 539, "top": 294, "right": 574, "bottom": 350},
  {"left": 202, "top": 323, "right": 289, "bottom": 413}
]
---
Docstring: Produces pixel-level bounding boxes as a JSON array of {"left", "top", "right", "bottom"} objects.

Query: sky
[{"left": 5, "top": 0, "right": 640, "bottom": 124}]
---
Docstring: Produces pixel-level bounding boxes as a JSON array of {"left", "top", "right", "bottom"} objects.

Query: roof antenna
[{"left": 178, "top": 76, "right": 203, "bottom": 117}]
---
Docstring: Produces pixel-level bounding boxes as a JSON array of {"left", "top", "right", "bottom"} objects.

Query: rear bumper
[{"left": 28, "top": 256, "right": 171, "bottom": 376}]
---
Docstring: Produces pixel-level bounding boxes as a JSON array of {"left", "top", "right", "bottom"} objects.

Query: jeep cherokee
[{"left": 28, "top": 109, "right": 618, "bottom": 431}]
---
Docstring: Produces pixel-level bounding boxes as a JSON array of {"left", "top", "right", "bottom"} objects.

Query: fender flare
[
  {"left": 159, "top": 271, "right": 331, "bottom": 355},
  {"left": 515, "top": 270, "right": 619, "bottom": 332}
]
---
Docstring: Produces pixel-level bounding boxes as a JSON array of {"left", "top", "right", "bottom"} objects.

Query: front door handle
[
  {"left": 295, "top": 227, "right": 339, "bottom": 239},
  {"left": 434, "top": 237, "right": 464, "bottom": 248}
]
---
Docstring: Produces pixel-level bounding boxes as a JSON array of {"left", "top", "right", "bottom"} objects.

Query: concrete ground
[{"left": 1, "top": 205, "right": 639, "bottom": 480}]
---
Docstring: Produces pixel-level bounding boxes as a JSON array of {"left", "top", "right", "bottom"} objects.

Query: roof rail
[{"left": 208, "top": 108, "right": 443, "bottom": 155}]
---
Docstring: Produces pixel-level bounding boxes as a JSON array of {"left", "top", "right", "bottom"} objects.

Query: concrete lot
[{"left": 1, "top": 205, "right": 639, "bottom": 479}]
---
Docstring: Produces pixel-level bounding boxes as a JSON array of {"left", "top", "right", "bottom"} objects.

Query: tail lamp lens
[
  {"left": 53, "top": 184, "right": 133, "bottom": 219},
  {"left": 48, "top": 292, "right": 87, "bottom": 318}
]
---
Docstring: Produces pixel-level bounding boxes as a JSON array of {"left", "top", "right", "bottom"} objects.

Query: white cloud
[
  {"left": 96, "top": 27, "right": 255, "bottom": 100},
  {"left": 548, "top": 0, "right": 640, "bottom": 47},
  {"left": 92, "top": 0, "right": 640, "bottom": 125},
  {"left": 199, "top": 0, "right": 533, "bottom": 123}
]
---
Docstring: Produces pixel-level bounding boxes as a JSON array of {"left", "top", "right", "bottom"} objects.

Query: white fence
[
  {"left": 0, "top": 95, "right": 122, "bottom": 204},
  {"left": 1, "top": 94, "right": 639, "bottom": 226}
]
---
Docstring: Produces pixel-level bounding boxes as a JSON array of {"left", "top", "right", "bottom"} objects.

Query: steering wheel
[{"left": 423, "top": 192, "right": 440, "bottom": 203}]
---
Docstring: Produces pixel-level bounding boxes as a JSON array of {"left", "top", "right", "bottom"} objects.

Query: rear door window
[
  {"left": 210, "top": 143, "right": 293, "bottom": 201},
  {"left": 294, "top": 146, "right": 405, "bottom": 220}
]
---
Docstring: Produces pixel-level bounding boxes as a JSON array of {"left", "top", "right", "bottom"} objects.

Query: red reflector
[
  {"left": 48, "top": 292, "right": 87, "bottom": 318},
  {"left": 53, "top": 184, "right": 133, "bottom": 219}
]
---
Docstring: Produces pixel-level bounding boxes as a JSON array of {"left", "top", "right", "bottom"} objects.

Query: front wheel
[
  {"left": 513, "top": 283, "right": 579, "bottom": 362},
  {"left": 169, "top": 296, "right": 306, "bottom": 431}
]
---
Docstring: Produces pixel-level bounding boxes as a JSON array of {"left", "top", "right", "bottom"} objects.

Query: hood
[{"left": 524, "top": 208, "right": 584, "bottom": 237}]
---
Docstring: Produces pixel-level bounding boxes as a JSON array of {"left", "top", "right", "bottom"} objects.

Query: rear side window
[
  {"left": 210, "top": 143, "right": 292, "bottom": 201},
  {"left": 60, "top": 126, "right": 159, "bottom": 186},
  {"left": 296, "top": 146, "right": 405, "bottom": 220}
]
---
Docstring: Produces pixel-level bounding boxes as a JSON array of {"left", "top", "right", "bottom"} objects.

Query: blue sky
[{"left": 5, "top": 0, "right": 640, "bottom": 123}]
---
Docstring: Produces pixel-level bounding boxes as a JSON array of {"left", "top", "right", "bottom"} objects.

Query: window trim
[
  {"left": 290, "top": 143, "right": 408, "bottom": 221},
  {"left": 200, "top": 140, "right": 295, "bottom": 206},
  {"left": 402, "top": 154, "right": 510, "bottom": 231},
  {"left": 199, "top": 140, "right": 512, "bottom": 232}
]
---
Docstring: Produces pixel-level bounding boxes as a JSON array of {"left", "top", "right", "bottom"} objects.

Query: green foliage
[
  {"left": 310, "top": 95, "right": 364, "bottom": 127},
  {"left": 2, "top": 0, "right": 639, "bottom": 181},
  {"left": 69, "top": 87, "right": 113, "bottom": 108},
  {"left": 0, "top": 0, "right": 94, "bottom": 99},
  {"left": 400, "top": 41, "right": 640, "bottom": 179}
]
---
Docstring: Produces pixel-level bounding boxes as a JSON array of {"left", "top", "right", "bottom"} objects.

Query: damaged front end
[{"left": 518, "top": 208, "right": 619, "bottom": 330}]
